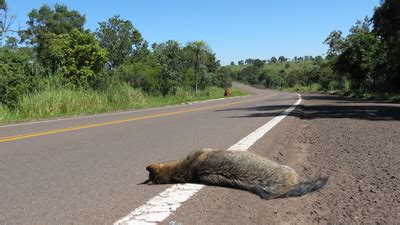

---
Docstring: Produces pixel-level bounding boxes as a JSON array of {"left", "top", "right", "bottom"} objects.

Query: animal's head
[{"left": 141, "top": 163, "right": 175, "bottom": 184}]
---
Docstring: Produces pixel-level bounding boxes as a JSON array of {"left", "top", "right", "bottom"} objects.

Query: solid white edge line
[{"left": 114, "top": 93, "right": 302, "bottom": 225}]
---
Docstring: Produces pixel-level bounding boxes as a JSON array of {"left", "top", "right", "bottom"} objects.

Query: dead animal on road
[{"left": 141, "top": 148, "right": 328, "bottom": 199}]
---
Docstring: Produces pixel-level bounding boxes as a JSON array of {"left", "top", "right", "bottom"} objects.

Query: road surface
[{"left": 1, "top": 84, "right": 399, "bottom": 224}]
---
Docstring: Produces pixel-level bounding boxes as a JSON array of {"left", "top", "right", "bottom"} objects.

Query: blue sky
[{"left": 9, "top": 0, "right": 379, "bottom": 65}]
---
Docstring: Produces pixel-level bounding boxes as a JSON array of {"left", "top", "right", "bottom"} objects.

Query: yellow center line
[{"left": 0, "top": 94, "right": 276, "bottom": 143}]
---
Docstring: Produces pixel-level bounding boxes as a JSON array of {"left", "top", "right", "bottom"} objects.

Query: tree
[
  {"left": 186, "top": 40, "right": 211, "bottom": 95},
  {"left": 259, "top": 69, "right": 286, "bottom": 88},
  {"left": 5, "top": 36, "right": 17, "bottom": 48},
  {"left": 0, "top": 0, "right": 16, "bottom": 46},
  {"left": 372, "top": 0, "right": 400, "bottom": 90},
  {"left": 333, "top": 18, "right": 379, "bottom": 90},
  {"left": 238, "top": 65, "right": 259, "bottom": 85},
  {"left": 372, "top": 0, "right": 400, "bottom": 41},
  {"left": 19, "top": 4, "right": 85, "bottom": 64},
  {"left": 270, "top": 57, "right": 277, "bottom": 63},
  {"left": 154, "top": 40, "right": 185, "bottom": 96},
  {"left": 278, "top": 56, "right": 287, "bottom": 62},
  {"left": 112, "top": 61, "right": 160, "bottom": 93},
  {"left": 214, "top": 67, "right": 232, "bottom": 88},
  {"left": 230, "top": 61, "right": 235, "bottom": 66},
  {"left": 252, "top": 59, "right": 264, "bottom": 69},
  {"left": 315, "top": 55, "right": 323, "bottom": 62},
  {"left": 43, "top": 29, "right": 107, "bottom": 85},
  {"left": 202, "top": 51, "right": 219, "bottom": 73},
  {"left": 238, "top": 60, "right": 244, "bottom": 65},
  {"left": 0, "top": 46, "right": 33, "bottom": 107},
  {"left": 134, "top": 40, "right": 150, "bottom": 62},
  {"left": 96, "top": 15, "right": 146, "bottom": 68},
  {"left": 245, "top": 58, "right": 254, "bottom": 64},
  {"left": 324, "top": 30, "right": 345, "bottom": 57}
]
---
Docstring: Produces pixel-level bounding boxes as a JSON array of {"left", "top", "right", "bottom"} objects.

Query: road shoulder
[{"left": 164, "top": 93, "right": 400, "bottom": 224}]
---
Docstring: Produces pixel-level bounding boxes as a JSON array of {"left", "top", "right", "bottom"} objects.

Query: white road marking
[
  {"left": 228, "top": 93, "right": 302, "bottom": 151},
  {"left": 114, "top": 93, "right": 302, "bottom": 225}
]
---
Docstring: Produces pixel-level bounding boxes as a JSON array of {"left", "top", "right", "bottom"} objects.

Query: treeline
[
  {"left": 231, "top": 55, "right": 323, "bottom": 66},
  {"left": 229, "top": 56, "right": 333, "bottom": 91},
  {"left": 229, "top": 0, "right": 400, "bottom": 95},
  {"left": 0, "top": 2, "right": 232, "bottom": 111}
]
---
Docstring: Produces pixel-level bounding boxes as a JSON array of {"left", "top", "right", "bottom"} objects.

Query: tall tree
[
  {"left": 332, "top": 17, "right": 379, "bottom": 90},
  {"left": 0, "top": 0, "right": 16, "bottom": 46},
  {"left": 95, "top": 15, "right": 146, "bottom": 68},
  {"left": 187, "top": 40, "right": 211, "bottom": 95},
  {"left": 42, "top": 29, "right": 107, "bottom": 85},
  {"left": 324, "top": 31, "right": 345, "bottom": 57},
  {"left": 372, "top": 0, "right": 400, "bottom": 89},
  {"left": 19, "top": 4, "right": 85, "bottom": 64},
  {"left": 372, "top": 0, "right": 400, "bottom": 41},
  {"left": 154, "top": 40, "right": 185, "bottom": 96}
]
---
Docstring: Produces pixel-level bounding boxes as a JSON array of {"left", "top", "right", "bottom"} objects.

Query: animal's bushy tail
[{"left": 286, "top": 176, "right": 328, "bottom": 197}]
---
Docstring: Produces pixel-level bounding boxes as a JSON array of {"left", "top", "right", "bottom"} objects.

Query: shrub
[{"left": 112, "top": 62, "right": 160, "bottom": 93}]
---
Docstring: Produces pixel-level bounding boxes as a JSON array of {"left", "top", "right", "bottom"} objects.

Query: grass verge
[{"left": 0, "top": 86, "right": 248, "bottom": 124}]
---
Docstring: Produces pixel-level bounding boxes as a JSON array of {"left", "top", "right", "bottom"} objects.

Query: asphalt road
[
  {"left": 2, "top": 84, "right": 399, "bottom": 224},
  {"left": 0, "top": 84, "right": 300, "bottom": 224},
  {"left": 166, "top": 93, "right": 400, "bottom": 224}
]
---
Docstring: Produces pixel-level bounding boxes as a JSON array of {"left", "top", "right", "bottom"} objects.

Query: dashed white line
[{"left": 114, "top": 93, "right": 302, "bottom": 225}]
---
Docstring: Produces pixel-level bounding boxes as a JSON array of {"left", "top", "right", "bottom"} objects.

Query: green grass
[{"left": 0, "top": 86, "right": 248, "bottom": 124}]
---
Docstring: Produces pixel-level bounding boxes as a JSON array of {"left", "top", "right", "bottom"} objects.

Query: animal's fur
[{"left": 143, "top": 149, "right": 328, "bottom": 199}]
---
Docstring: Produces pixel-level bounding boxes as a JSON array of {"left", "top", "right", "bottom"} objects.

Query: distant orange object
[{"left": 224, "top": 88, "right": 232, "bottom": 97}]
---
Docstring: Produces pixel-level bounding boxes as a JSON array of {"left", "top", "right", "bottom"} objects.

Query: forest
[
  {"left": 228, "top": 0, "right": 399, "bottom": 100},
  {"left": 0, "top": 1, "right": 234, "bottom": 122},
  {"left": 1, "top": 0, "right": 399, "bottom": 123}
]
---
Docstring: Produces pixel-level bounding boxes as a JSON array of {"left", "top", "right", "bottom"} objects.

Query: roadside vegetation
[
  {"left": 0, "top": 2, "right": 241, "bottom": 124},
  {"left": 227, "top": 0, "right": 400, "bottom": 101},
  {"left": 0, "top": 82, "right": 245, "bottom": 123}
]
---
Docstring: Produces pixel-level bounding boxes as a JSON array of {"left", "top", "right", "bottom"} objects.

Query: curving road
[
  {"left": 2, "top": 83, "right": 399, "bottom": 224},
  {"left": 0, "top": 84, "right": 300, "bottom": 224}
]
